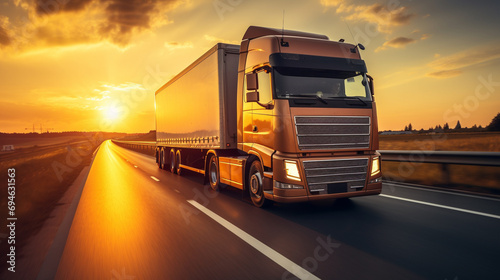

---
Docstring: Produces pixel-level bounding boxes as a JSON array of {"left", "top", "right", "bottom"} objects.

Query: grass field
[{"left": 379, "top": 132, "right": 500, "bottom": 195}]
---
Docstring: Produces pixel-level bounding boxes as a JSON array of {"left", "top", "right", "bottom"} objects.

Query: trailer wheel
[
  {"left": 158, "top": 149, "right": 164, "bottom": 169},
  {"left": 248, "top": 160, "right": 271, "bottom": 208},
  {"left": 175, "top": 150, "right": 182, "bottom": 175},
  {"left": 208, "top": 155, "right": 220, "bottom": 191},
  {"left": 170, "top": 149, "right": 176, "bottom": 174},
  {"left": 156, "top": 149, "right": 161, "bottom": 168}
]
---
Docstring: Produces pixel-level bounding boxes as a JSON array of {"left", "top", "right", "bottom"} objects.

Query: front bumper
[{"left": 268, "top": 153, "right": 382, "bottom": 202}]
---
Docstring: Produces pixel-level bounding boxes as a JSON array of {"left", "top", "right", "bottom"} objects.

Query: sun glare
[{"left": 104, "top": 106, "right": 120, "bottom": 121}]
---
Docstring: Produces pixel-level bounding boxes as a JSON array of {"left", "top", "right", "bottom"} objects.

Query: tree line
[{"left": 403, "top": 112, "right": 500, "bottom": 132}]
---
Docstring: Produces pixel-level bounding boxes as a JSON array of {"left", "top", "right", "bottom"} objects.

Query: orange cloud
[
  {"left": 375, "top": 36, "right": 416, "bottom": 52},
  {"left": 0, "top": 16, "right": 11, "bottom": 46},
  {"left": 2, "top": 0, "right": 186, "bottom": 51},
  {"left": 34, "top": 0, "right": 93, "bottom": 15},
  {"left": 321, "top": 0, "right": 416, "bottom": 33},
  {"left": 426, "top": 69, "right": 462, "bottom": 79},
  {"left": 0, "top": 26, "right": 10, "bottom": 46},
  {"left": 426, "top": 44, "right": 500, "bottom": 78},
  {"left": 164, "top": 41, "right": 194, "bottom": 50}
]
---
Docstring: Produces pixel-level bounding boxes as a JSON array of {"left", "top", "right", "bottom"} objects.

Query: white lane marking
[
  {"left": 384, "top": 181, "right": 500, "bottom": 202},
  {"left": 134, "top": 165, "right": 138, "bottom": 168},
  {"left": 187, "top": 200, "right": 320, "bottom": 280},
  {"left": 380, "top": 194, "right": 500, "bottom": 220},
  {"left": 150, "top": 176, "right": 160, "bottom": 182}
]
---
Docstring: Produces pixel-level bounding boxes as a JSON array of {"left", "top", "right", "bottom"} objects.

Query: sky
[{"left": 0, "top": 0, "right": 499, "bottom": 133}]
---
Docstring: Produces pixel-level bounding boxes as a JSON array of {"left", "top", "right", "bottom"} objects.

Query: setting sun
[{"left": 103, "top": 106, "right": 121, "bottom": 121}]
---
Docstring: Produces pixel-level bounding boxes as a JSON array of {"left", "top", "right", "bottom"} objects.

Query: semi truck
[{"left": 155, "top": 26, "right": 382, "bottom": 207}]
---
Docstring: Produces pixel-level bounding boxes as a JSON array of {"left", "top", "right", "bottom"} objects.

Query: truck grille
[
  {"left": 303, "top": 158, "right": 368, "bottom": 193},
  {"left": 294, "top": 116, "right": 370, "bottom": 150}
]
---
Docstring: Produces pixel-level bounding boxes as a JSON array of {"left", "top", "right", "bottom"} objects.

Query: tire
[
  {"left": 208, "top": 155, "right": 220, "bottom": 191},
  {"left": 157, "top": 149, "right": 162, "bottom": 168},
  {"left": 248, "top": 160, "right": 272, "bottom": 208},
  {"left": 175, "top": 150, "right": 182, "bottom": 175},
  {"left": 170, "top": 149, "right": 176, "bottom": 174}
]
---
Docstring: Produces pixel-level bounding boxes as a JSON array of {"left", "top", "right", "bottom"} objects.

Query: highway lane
[{"left": 53, "top": 140, "right": 500, "bottom": 279}]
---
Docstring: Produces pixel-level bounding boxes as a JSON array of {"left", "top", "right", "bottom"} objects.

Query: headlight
[
  {"left": 371, "top": 157, "right": 381, "bottom": 176},
  {"left": 274, "top": 181, "right": 303, "bottom": 189},
  {"left": 284, "top": 160, "right": 301, "bottom": 181}
]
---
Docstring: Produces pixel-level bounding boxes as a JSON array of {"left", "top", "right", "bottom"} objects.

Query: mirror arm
[
  {"left": 366, "top": 74, "right": 374, "bottom": 95},
  {"left": 256, "top": 101, "right": 274, "bottom": 110}
]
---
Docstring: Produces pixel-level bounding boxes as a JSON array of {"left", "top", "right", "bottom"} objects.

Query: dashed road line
[{"left": 150, "top": 176, "right": 160, "bottom": 182}]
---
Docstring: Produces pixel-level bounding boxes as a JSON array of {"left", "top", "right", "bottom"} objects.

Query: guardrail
[
  {"left": 379, "top": 150, "right": 500, "bottom": 166},
  {"left": 379, "top": 150, "right": 500, "bottom": 186},
  {"left": 111, "top": 140, "right": 499, "bottom": 185},
  {"left": 112, "top": 140, "right": 156, "bottom": 155}
]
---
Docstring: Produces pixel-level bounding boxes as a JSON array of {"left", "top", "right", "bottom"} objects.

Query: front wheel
[{"left": 248, "top": 160, "right": 272, "bottom": 208}]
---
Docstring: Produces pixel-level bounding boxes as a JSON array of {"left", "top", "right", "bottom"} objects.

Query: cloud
[
  {"left": 164, "top": 41, "right": 194, "bottom": 50},
  {"left": 375, "top": 30, "right": 430, "bottom": 52},
  {"left": 426, "top": 69, "right": 463, "bottom": 79},
  {"left": 34, "top": 0, "right": 93, "bottom": 15},
  {"left": 0, "top": 25, "right": 11, "bottom": 46},
  {"left": 0, "top": 16, "right": 11, "bottom": 46},
  {"left": 3, "top": 0, "right": 186, "bottom": 51},
  {"left": 204, "top": 34, "right": 239, "bottom": 45},
  {"left": 375, "top": 36, "right": 416, "bottom": 52},
  {"left": 320, "top": 0, "right": 416, "bottom": 33},
  {"left": 426, "top": 44, "right": 500, "bottom": 78},
  {"left": 420, "top": 33, "right": 430, "bottom": 40}
]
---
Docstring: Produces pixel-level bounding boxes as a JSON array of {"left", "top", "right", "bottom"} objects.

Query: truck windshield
[{"left": 273, "top": 68, "right": 372, "bottom": 102}]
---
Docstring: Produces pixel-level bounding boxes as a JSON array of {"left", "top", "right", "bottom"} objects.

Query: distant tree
[
  {"left": 479, "top": 125, "right": 483, "bottom": 129},
  {"left": 408, "top": 123, "right": 413, "bottom": 131},
  {"left": 454, "top": 120, "right": 462, "bottom": 130},
  {"left": 443, "top": 123, "right": 450, "bottom": 130},
  {"left": 487, "top": 113, "right": 500, "bottom": 131},
  {"left": 429, "top": 127, "right": 434, "bottom": 131},
  {"left": 404, "top": 125, "right": 408, "bottom": 131}
]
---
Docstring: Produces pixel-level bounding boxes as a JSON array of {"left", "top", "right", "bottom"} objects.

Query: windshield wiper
[
  {"left": 325, "top": 96, "right": 367, "bottom": 106},
  {"left": 287, "top": 94, "right": 328, "bottom": 104}
]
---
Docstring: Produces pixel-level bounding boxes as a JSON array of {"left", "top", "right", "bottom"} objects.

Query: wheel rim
[{"left": 250, "top": 172, "right": 262, "bottom": 198}]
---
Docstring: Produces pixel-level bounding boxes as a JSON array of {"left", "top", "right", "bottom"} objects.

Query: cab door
[{"left": 251, "top": 68, "right": 274, "bottom": 152}]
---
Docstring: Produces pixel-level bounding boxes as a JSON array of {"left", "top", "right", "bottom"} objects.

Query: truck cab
[{"left": 236, "top": 26, "right": 382, "bottom": 206}]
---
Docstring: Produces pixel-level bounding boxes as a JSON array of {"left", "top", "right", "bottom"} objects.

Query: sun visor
[{"left": 269, "top": 53, "right": 367, "bottom": 73}]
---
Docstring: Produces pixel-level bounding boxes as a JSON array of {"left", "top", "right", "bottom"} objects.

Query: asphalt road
[{"left": 51, "top": 140, "right": 500, "bottom": 279}]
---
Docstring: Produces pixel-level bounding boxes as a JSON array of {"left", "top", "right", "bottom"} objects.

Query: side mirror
[
  {"left": 367, "top": 74, "right": 374, "bottom": 95},
  {"left": 246, "top": 91, "right": 259, "bottom": 102},
  {"left": 246, "top": 72, "right": 258, "bottom": 91}
]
